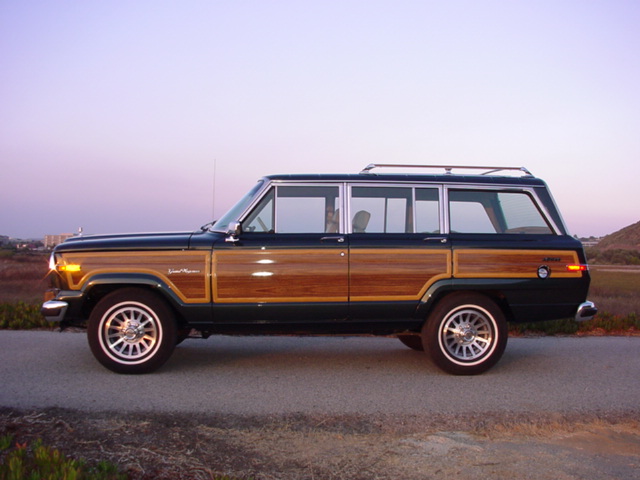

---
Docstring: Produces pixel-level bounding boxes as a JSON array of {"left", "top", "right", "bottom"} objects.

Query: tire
[
  {"left": 397, "top": 334, "right": 424, "bottom": 351},
  {"left": 422, "top": 293, "right": 507, "bottom": 375},
  {"left": 88, "top": 288, "right": 177, "bottom": 374}
]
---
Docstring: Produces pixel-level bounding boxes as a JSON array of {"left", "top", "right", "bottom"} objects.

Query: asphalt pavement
[{"left": 1, "top": 331, "right": 638, "bottom": 417}]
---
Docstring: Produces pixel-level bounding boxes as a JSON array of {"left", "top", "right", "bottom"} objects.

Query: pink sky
[{"left": 1, "top": 1, "right": 638, "bottom": 239}]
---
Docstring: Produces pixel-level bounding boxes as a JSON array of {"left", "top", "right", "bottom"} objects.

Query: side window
[
  {"left": 415, "top": 188, "right": 440, "bottom": 233},
  {"left": 449, "top": 190, "right": 552, "bottom": 234},
  {"left": 351, "top": 187, "right": 412, "bottom": 233},
  {"left": 242, "top": 186, "right": 340, "bottom": 234},
  {"left": 243, "top": 189, "right": 275, "bottom": 233}
]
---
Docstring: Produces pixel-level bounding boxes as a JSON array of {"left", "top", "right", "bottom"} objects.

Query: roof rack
[{"left": 360, "top": 164, "right": 533, "bottom": 177}]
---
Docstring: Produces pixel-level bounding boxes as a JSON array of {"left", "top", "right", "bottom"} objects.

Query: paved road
[{"left": 1, "top": 331, "right": 639, "bottom": 416}]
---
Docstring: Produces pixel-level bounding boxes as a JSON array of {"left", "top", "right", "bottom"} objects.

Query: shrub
[
  {"left": 509, "top": 318, "right": 579, "bottom": 336},
  {"left": 509, "top": 313, "right": 639, "bottom": 336},
  {"left": 0, "top": 302, "right": 51, "bottom": 330},
  {"left": 586, "top": 248, "right": 640, "bottom": 265},
  {"left": 0, "top": 436, "right": 127, "bottom": 480},
  {"left": 578, "top": 312, "right": 640, "bottom": 334}
]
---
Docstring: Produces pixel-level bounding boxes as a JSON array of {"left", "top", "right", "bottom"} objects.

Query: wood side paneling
[
  {"left": 213, "top": 249, "right": 348, "bottom": 303},
  {"left": 350, "top": 249, "right": 451, "bottom": 301},
  {"left": 453, "top": 249, "right": 582, "bottom": 278},
  {"left": 60, "top": 251, "right": 211, "bottom": 303}
]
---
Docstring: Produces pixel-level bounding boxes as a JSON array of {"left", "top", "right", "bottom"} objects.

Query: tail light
[{"left": 566, "top": 264, "right": 588, "bottom": 272}]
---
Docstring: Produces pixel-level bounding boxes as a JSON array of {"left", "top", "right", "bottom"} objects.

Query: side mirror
[{"left": 225, "top": 222, "right": 241, "bottom": 243}]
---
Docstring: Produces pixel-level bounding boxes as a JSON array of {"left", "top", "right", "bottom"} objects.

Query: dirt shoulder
[{"left": 2, "top": 408, "right": 639, "bottom": 480}]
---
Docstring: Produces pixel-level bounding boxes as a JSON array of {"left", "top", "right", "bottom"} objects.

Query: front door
[{"left": 212, "top": 184, "right": 349, "bottom": 322}]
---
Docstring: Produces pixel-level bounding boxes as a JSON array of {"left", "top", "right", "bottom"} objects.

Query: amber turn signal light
[{"left": 59, "top": 264, "right": 82, "bottom": 273}]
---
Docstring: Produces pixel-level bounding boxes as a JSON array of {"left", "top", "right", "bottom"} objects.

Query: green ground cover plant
[
  {"left": 0, "top": 302, "right": 51, "bottom": 330},
  {"left": 0, "top": 435, "right": 126, "bottom": 480},
  {"left": 0, "top": 434, "right": 249, "bottom": 480}
]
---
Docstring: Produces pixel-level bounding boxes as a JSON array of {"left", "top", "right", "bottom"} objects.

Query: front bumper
[
  {"left": 41, "top": 300, "right": 68, "bottom": 322},
  {"left": 575, "top": 301, "right": 597, "bottom": 322}
]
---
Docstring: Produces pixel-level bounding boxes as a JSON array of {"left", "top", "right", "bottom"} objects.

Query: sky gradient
[{"left": 1, "top": 0, "right": 638, "bottom": 239}]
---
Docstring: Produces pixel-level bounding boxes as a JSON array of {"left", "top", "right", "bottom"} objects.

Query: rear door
[{"left": 347, "top": 184, "right": 452, "bottom": 320}]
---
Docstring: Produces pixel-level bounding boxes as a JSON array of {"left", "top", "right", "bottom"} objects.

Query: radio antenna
[{"left": 212, "top": 158, "right": 217, "bottom": 220}]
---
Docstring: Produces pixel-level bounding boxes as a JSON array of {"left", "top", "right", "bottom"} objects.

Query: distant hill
[
  {"left": 586, "top": 221, "right": 640, "bottom": 265},
  {"left": 596, "top": 220, "right": 640, "bottom": 251}
]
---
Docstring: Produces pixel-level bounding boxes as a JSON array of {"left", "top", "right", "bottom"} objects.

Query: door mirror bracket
[{"left": 225, "top": 222, "right": 241, "bottom": 243}]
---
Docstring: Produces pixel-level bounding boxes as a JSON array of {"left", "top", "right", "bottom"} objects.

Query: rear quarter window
[{"left": 449, "top": 189, "right": 552, "bottom": 234}]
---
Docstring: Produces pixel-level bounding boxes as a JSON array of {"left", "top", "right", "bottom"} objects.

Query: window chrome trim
[
  {"left": 211, "top": 178, "right": 271, "bottom": 233},
  {"left": 346, "top": 183, "right": 444, "bottom": 234},
  {"left": 236, "top": 180, "right": 347, "bottom": 234},
  {"left": 216, "top": 178, "right": 563, "bottom": 237},
  {"left": 443, "top": 184, "right": 562, "bottom": 235}
]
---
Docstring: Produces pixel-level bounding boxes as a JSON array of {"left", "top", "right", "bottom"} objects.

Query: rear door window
[{"left": 350, "top": 186, "right": 440, "bottom": 234}]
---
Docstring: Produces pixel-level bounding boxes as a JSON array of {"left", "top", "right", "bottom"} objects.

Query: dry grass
[
  {"left": 589, "top": 267, "right": 640, "bottom": 316},
  {"left": 2, "top": 408, "right": 639, "bottom": 480},
  {"left": 0, "top": 253, "right": 49, "bottom": 304}
]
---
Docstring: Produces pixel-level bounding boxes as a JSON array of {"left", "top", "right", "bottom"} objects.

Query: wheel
[
  {"left": 88, "top": 288, "right": 177, "bottom": 374},
  {"left": 397, "top": 334, "right": 424, "bottom": 351},
  {"left": 422, "top": 293, "right": 507, "bottom": 375}
]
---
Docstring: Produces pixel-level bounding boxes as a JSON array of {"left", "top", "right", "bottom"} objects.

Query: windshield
[{"left": 212, "top": 180, "right": 265, "bottom": 232}]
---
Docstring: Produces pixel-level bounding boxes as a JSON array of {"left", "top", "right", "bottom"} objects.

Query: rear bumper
[
  {"left": 41, "top": 300, "right": 68, "bottom": 322},
  {"left": 575, "top": 301, "right": 597, "bottom": 322}
]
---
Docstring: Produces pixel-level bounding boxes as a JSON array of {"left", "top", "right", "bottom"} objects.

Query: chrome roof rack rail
[{"left": 360, "top": 164, "right": 533, "bottom": 177}]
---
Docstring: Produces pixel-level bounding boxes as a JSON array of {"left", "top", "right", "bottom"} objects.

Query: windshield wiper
[{"left": 200, "top": 221, "right": 216, "bottom": 232}]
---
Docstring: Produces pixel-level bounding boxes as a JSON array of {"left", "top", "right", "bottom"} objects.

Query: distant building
[{"left": 44, "top": 233, "right": 74, "bottom": 249}]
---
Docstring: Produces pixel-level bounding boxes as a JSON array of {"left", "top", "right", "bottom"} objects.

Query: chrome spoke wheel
[
  {"left": 440, "top": 307, "right": 494, "bottom": 363},
  {"left": 423, "top": 293, "right": 508, "bottom": 375},
  {"left": 101, "top": 304, "right": 161, "bottom": 363},
  {"left": 88, "top": 289, "right": 177, "bottom": 374}
]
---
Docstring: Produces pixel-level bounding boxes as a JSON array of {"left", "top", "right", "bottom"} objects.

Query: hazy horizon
[{"left": 2, "top": 1, "right": 639, "bottom": 239}]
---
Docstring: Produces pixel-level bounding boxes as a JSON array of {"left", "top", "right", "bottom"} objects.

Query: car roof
[{"left": 262, "top": 172, "right": 547, "bottom": 187}]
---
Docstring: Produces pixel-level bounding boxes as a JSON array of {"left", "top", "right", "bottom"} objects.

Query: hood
[{"left": 55, "top": 231, "right": 197, "bottom": 252}]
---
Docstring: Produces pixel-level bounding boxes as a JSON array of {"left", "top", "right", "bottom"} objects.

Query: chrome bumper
[
  {"left": 575, "top": 301, "right": 597, "bottom": 322},
  {"left": 41, "top": 300, "right": 68, "bottom": 322}
]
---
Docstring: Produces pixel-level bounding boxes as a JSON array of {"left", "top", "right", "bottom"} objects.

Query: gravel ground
[
  {"left": 2, "top": 408, "right": 639, "bottom": 480},
  {"left": 2, "top": 332, "right": 640, "bottom": 479}
]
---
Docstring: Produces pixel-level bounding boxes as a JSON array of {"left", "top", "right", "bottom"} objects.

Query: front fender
[
  {"left": 84, "top": 273, "right": 184, "bottom": 307},
  {"left": 81, "top": 273, "right": 213, "bottom": 325}
]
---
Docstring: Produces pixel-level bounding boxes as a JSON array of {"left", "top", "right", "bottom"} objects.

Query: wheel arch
[
  {"left": 80, "top": 273, "right": 188, "bottom": 326},
  {"left": 418, "top": 279, "right": 516, "bottom": 325}
]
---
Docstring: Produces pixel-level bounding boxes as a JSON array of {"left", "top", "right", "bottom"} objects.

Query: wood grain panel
[
  {"left": 60, "top": 251, "right": 211, "bottom": 303},
  {"left": 453, "top": 249, "right": 582, "bottom": 278},
  {"left": 214, "top": 249, "right": 348, "bottom": 303},
  {"left": 350, "top": 249, "right": 451, "bottom": 301}
]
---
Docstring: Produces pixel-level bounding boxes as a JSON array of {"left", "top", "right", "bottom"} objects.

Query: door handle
[
  {"left": 423, "top": 237, "right": 448, "bottom": 244},
  {"left": 321, "top": 236, "right": 345, "bottom": 243}
]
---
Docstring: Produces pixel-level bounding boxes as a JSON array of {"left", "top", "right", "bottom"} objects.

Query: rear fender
[{"left": 416, "top": 279, "right": 513, "bottom": 322}]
